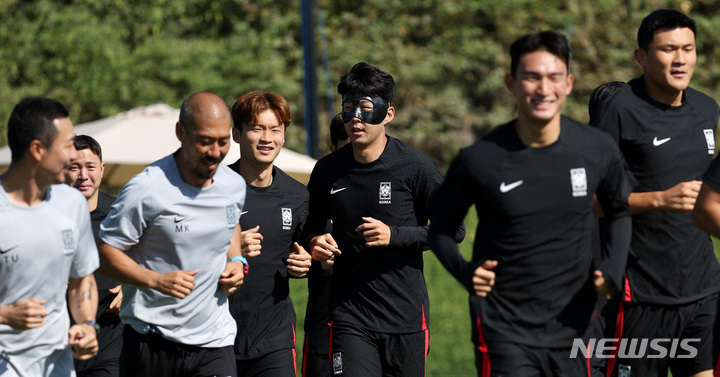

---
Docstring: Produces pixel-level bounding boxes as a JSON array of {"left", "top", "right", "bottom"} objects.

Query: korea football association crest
[
  {"left": 704, "top": 129, "right": 715, "bottom": 155},
  {"left": 618, "top": 365, "right": 631, "bottom": 377},
  {"left": 62, "top": 229, "right": 74, "bottom": 255},
  {"left": 282, "top": 208, "right": 292, "bottom": 230},
  {"left": 570, "top": 168, "right": 588, "bottom": 197},
  {"left": 332, "top": 352, "right": 343, "bottom": 375},
  {"left": 226, "top": 205, "right": 236, "bottom": 226},
  {"left": 379, "top": 182, "right": 391, "bottom": 204}
]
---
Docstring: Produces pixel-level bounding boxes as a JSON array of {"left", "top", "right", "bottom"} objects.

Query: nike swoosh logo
[
  {"left": 500, "top": 180, "right": 523, "bottom": 193},
  {"left": 653, "top": 137, "right": 671, "bottom": 146},
  {"left": 0, "top": 245, "right": 19, "bottom": 254},
  {"left": 240, "top": 211, "right": 248, "bottom": 216},
  {"left": 173, "top": 216, "right": 189, "bottom": 223},
  {"left": 330, "top": 187, "right": 347, "bottom": 195}
]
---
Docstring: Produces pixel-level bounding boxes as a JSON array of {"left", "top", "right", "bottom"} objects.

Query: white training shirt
[
  {"left": 99, "top": 153, "right": 246, "bottom": 347},
  {"left": 0, "top": 180, "right": 99, "bottom": 375}
]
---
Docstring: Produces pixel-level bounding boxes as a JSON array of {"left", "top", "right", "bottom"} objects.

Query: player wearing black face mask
[{"left": 304, "top": 62, "right": 465, "bottom": 377}]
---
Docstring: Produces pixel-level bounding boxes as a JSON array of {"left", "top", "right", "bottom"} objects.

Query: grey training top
[
  {"left": 0, "top": 181, "right": 99, "bottom": 374},
  {"left": 100, "top": 152, "right": 246, "bottom": 347}
]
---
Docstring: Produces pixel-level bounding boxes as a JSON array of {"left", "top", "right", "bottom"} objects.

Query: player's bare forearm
[
  {"left": 629, "top": 180, "right": 701, "bottom": 214},
  {"left": 99, "top": 242, "right": 156, "bottom": 288},
  {"left": 67, "top": 275, "right": 98, "bottom": 323},
  {"left": 227, "top": 223, "right": 244, "bottom": 260}
]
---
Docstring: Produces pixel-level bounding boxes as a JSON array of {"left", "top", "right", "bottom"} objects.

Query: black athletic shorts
[
  {"left": 476, "top": 341, "right": 589, "bottom": 377},
  {"left": 329, "top": 322, "right": 429, "bottom": 377},
  {"left": 75, "top": 318, "right": 123, "bottom": 377},
  {"left": 119, "top": 326, "right": 236, "bottom": 377},
  {"left": 302, "top": 351, "right": 330, "bottom": 377},
  {"left": 236, "top": 348, "right": 296, "bottom": 377},
  {"left": 601, "top": 292, "right": 719, "bottom": 377}
]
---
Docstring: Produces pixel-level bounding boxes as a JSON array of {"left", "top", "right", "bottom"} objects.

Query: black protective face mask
[{"left": 341, "top": 95, "right": 390, "bottom": 124}]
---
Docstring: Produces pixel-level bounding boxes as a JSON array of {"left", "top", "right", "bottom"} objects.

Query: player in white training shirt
[{"left": 0, "top": 96, "right": 99, "bottom": 377}]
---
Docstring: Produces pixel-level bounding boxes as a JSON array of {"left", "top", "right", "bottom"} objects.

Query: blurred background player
[
  {"left": 587, "top": 81, "right": 627, "bottom": 377},
  {"left": 301, "top": 113, "right": 349, "bottom": 377},
  {"left": 65, "top": 134, "right": 123, "bottom": 377},
  {"left": 588, "top": 81, "right": 626, "bottom": 126},
  {"left": 429, "top": 31, "right": 632, "bottom": 376}
]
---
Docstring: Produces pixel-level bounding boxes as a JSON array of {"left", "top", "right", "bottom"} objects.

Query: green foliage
[
  {"left": 0, "top": 0, "right": 306, "bottom": 149},
  {"left": 2, "top": 0, "right": 720, "bottom": 169}
]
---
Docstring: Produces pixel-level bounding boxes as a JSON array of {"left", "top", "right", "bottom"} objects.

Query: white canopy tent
[{"left": 0, "top": 104, "right": 317, "bottom": 188}]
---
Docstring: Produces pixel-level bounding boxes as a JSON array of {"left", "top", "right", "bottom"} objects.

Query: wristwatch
[{"left": 83, "top": 320, "right": 101, "bottom": 336}]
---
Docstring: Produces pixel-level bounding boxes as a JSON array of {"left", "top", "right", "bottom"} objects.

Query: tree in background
[{"left": 2, "top": 0, "right": 719, "bottom": 171}]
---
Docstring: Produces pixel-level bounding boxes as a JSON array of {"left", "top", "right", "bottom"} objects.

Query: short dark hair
[
  {"left": 7, "top": 96, "right": 69, "bottom": 163},
  {"left": 588, "top": 81, "right": 626, "bottom": 123},
  {"left": 330, "top": 113, "right": 348, "bottom": 148},
  {"left": 337, "top": 62, "right": 395, "bottom": 104},
  {"left": 74, "top": 134, "right": 103, "bottom": 162},
  {"left": 231, "top": 91, "right": 291, "bottom": 129},
  {"left": 637, "top": 9, "right": 696, "bottom": 51},
  {"left": 510, "top": 31, "right": 571, "bottom": 78}
]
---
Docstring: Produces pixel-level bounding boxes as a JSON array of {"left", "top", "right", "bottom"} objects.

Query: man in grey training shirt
[
  {"left": 0, "top": 96, "right": 100, "bottom": 376},
  {"left": 98, "top": 92, "right": 247, "bottom": 377}
]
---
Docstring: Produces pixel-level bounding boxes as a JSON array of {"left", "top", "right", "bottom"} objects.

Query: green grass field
[{"left": 289, "top": 210, "right": 720, "bottom": 377}]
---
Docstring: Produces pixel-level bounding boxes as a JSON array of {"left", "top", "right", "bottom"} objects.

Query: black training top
[
  {"left": 227, "top": 162, "right": 309, "bottom": 360},
  {"left": 305, "top": 136, "right": 463, "bottom": 334},
  {"left": 92, "top": 191, "right": 120, "bottom": 311},
  {"left": 429, "top": 116, "right": 633, "bottom": 348},
  {"left": 75, "top": 190, "right": 123, "bottom": 374},
  {"left": 593, "top": 77, "right": 720, "bottom": 305}
]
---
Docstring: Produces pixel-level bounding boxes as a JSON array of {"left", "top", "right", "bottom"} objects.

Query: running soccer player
[
  {"left": 591, "top": 9, "right": 720, "bottom": 377},
  {"left": 98, "top": 92, "right": 246, "bottom": 377},
  {"left": 428, "top": 31, "right": 633, "bottom": 376},
  {"left": 227, "top": 91, "right": 312, "bottom": 377},
  {"left": 301, "top": 113, "right": 349, "bottom": 377},
  {"left": 588, "top": 81, "right": 626, "bottom": 126},
  {"left": 0, "top": 96, "right": 100, "bottom": 376},
  {"left": 306, "top": 62, "right": 465, "bottom": 376},
  {"left": 65, "top": 134, "right": 123, "bottom": 377}
]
